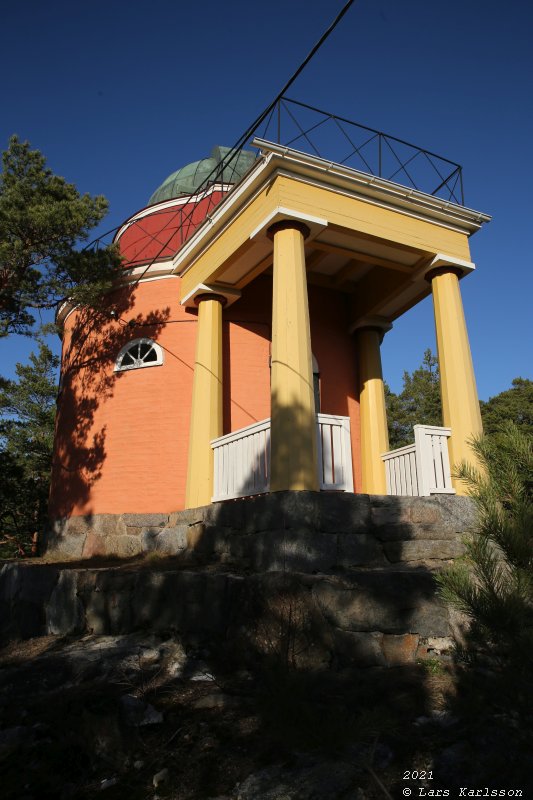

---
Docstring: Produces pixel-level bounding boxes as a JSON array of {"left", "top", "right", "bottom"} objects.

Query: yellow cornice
[{"left": 172, "top": 143, "right": 490, "bottom": 286}]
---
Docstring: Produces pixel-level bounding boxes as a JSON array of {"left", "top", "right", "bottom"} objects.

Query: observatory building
[{"left": 49, "top": 109, "right": 490, "bottom": 558}]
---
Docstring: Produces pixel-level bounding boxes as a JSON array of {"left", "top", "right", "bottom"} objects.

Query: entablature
[{"left": 174, "top": 142, "right": 490, "bottom": 327}]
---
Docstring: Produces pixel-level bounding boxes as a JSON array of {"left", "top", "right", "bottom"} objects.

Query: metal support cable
[
  {"left": 237, "top": 0, "right": 359, "bottom": 149},
  {"left": 127, "top": 0, "right": 359, "bottom": 290}
]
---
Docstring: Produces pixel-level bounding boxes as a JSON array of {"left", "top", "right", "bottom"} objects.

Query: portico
[{"left": 177, "top": 140, "right": 489, "bottom": 507}]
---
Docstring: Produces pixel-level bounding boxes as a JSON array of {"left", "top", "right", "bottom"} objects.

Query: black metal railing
[
  {"left": 86, "top": 97, "right": 465, "bottom": 275},
  {"left": 261, "top": 98, "right": 464, "bottom": 204}
]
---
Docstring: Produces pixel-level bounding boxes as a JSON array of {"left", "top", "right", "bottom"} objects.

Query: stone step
[{"left": 0, "top": 560, "right": 459, "bottom": 668}]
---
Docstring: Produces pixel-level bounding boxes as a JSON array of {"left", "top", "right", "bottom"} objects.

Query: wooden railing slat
[
  {"left": 381, "top": 425, "right": 454, "bottom": 498},
  {"left": 211, "top": 414, "right": 353, "bottom": 501}
]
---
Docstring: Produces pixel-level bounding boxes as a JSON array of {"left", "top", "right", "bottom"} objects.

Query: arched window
[{"left": 114, "top": 338, "right": 163, "bottom": 372}]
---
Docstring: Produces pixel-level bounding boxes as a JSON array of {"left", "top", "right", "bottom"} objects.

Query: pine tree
[
  {"left": 386, "top": 349, "right": 442, "bottom": 448},
  {"left": 480, "top": 377, "right": 533, "bottom": 437},
  {"left": 437, "top": 423, "right": 533, "bottom": 704},
  {"left": 0, "top": 135, "right": 121, "bottom": 337},
  {"left": 0, "top": 343, "right": 58, "bottom": 556}
]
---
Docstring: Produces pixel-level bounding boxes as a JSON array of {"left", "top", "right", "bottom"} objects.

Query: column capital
[
  {"left": 350, "top": 316, "right": 393, "bottom": 343},
  {"left": 194, "top": 292, "right": 227, "bottom": 307},
  {"left": 421, "top": 253, "right": 475, "bottom": 284},
  {"left": 267, "top": 219, "right": 311, "bottom": 241},
  {"left": 181, "top": 282, "right": 241, "bottom": 309},
  {"left": 425, "top": 266, "right": 463, "bottom": 284}
]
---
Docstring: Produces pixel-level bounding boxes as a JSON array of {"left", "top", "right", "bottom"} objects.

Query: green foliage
[
  {"left": 417, "top": 656, "right": 444, "bottom": 676},
  {"left": 0, "top": 343, "right": 58, "bottom": 557},
  {"left": 385, "top": 348, "right": 532, "bottom": 450},
  {"left": 437, "top": 423, "right": 533, "bottom": 703},
  {"left": 480, "top": 377, "right": 533, "bottom": 437},
  {"left": 386, "top": 348, "right": 442, "bottom": 448},
  {"left": 0, "top": 135, "right": 121, "bottom": 337}
]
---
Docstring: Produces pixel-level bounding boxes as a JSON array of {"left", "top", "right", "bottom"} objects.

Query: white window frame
[{"left": 114, "top": 338, "right": 164, "bottom": 372}]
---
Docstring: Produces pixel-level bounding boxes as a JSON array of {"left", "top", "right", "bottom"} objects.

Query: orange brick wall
[
  {"left": 308, "top": 283, "right": 362, "bottom": 493},
  {"left": 49, "top": 274, "right": 362, "bottom": 520},
  {"left": 50, "top": 277, "right": 196, "bottom": 517}
]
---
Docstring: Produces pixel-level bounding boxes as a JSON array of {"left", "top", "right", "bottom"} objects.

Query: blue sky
[{"left": 1, "top": 0, "right": 531, "bottom": 399}]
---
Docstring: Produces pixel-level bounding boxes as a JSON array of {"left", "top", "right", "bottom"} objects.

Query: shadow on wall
[{"left": 49, "top": 285, "right": 171, "bottom": 522}]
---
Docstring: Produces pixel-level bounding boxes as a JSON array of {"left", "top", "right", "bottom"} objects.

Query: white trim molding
[
  {"left": 180, "top": 283, "right": 242, "bottom": 308},
  {"left": 249, "top": 207, "right": 328, "bottom": 241},
  {"left": 252, "top": 138, "right": 492, "bottom": 234},
  {"left": 171, "top": 143, "right": 491, "bottom": 280},
  {"left": 420, "top": 253, "right": 476, "bottom": 279}
]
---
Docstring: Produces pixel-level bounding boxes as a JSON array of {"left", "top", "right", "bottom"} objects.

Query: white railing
[
  {"left": 381, "top": 424, "right": 455, "bottom": 497},
  {"left": 212, "top": 419, "right": 271, "bottom": 502},
  {"left": 382, "top": 442, "right": 420, "bottom": 496},
  {"left": 211, "top": 413, "right": 353, "bottom": 502},
  {"left": 317, "top": 413, "right": 354, "bottom": 492}
]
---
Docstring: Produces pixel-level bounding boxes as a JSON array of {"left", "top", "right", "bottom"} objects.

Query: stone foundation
[
  {"left": 47, "top": 491, "right": 475, "bottom": 569},
  {"left": 0, "top": 560, "right": 464, "bottom": 667},
  {"left": 1, "top": 493, "right": 474, "bottom": 666}
]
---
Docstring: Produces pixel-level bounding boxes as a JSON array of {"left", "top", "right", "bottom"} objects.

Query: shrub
[{"left": 437, "top": 422, "right": 533, "bottom": 705}]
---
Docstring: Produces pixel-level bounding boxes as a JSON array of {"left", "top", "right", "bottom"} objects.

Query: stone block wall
[
  {"left": 0, "top": 559, "right": 465, "bottom": 668},
  {"left": 47, "top": 491, "right": 475, "bottom": 570},
  {"left": 0, "top": 492, "right": 475, "bottom": 667}
]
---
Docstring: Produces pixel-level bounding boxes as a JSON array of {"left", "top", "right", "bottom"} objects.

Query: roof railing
[
  {"left": 85, "top": 96, "right": 465, "bottom": 275},
  {"left": 262, "top": 98, "right": 464, "bottom": 205}
]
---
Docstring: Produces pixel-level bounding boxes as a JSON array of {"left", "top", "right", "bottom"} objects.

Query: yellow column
[
  {"left": 268, "top": 220, "right": 319, "bottom": 491},
  {"left": 427, "top": 267, "right": 483, "bottom": 493},
  {"left": 355, "top": 324, "right": 390, "bottom": 494},
  {"left": 185, "top": 294, "right": 224, "bottom": 508}
]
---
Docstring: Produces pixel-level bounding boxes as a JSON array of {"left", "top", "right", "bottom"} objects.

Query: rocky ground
[{"left": 0, "top": 631, "right": 531, "bottom": 800}]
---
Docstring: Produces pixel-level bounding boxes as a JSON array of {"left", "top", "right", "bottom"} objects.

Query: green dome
[{"left": 148, "top": 146, "right": 257, "bottom": 206}]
